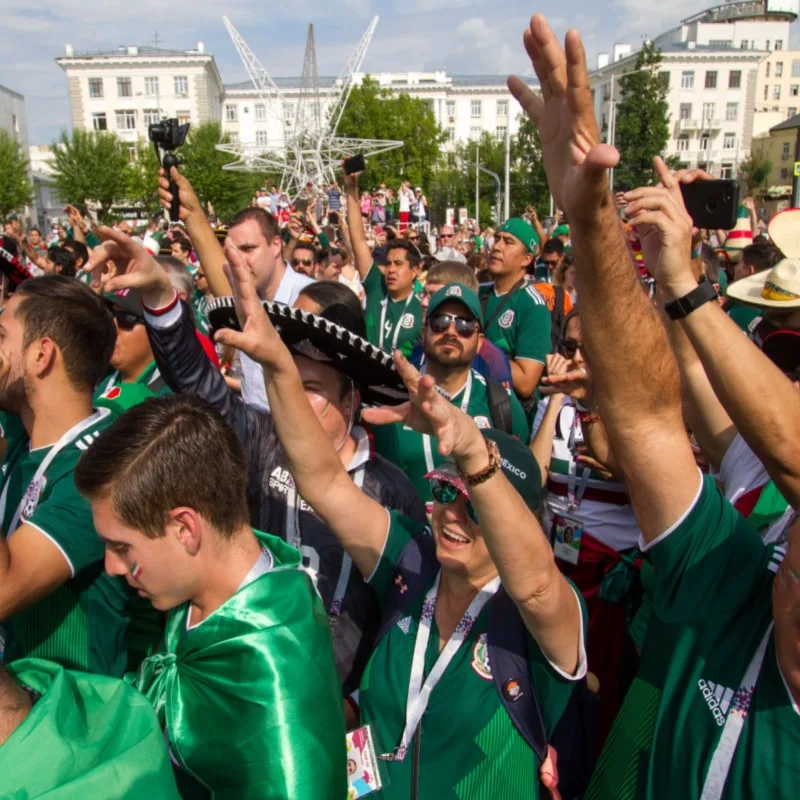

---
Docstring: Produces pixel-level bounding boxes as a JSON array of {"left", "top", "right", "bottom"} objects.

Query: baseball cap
[
  {"left": 498, "top": 218, "right": 540, "bottom": 253},
  {"left": 424, "top": 429, "right": 542, "bottom": 514},
  {"left": 103, "top": 287, "right": 145, "bottom": 319},
  {"left": 553, "top": 224, "right": 570, "bottom": 238},
  {"left": 726, "top": 259, "right": 800, "bottom": 309},
  {"left": 427, "top": 282, "right": 483, "bottom": 327}
]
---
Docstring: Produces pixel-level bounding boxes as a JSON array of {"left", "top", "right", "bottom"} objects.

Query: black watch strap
[{"left": 664, "top": 276, "right": 718, "bottom": 320}]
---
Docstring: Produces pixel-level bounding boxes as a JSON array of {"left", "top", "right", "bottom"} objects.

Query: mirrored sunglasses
[
  {"left": 429, "top": 479, "right": 478, "bottom": 524},
  {"left": 428, "top": 313, "right": 480, "bottom": 338}
]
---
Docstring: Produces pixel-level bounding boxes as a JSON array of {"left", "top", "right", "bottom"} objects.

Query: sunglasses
[
  {"left": 428, "top": 313, "right": 480, "bottom": 338},
  {"left": 440, "top": 234, "right": 454, "bottom": 239},
  {"left": 113, "top": 309, "right": 143, "bottom": 331},
  {"left": 430, "top": 479, "right": 478, "bottom": 524},
  {"left": 542, "top": 259, "right": 560, "bottom": 267},
  {"left": 558, "top": 338, "right": 583, "bottom": 359},
  {"left": 292, "top": 258, "right": 313, "bottom": 267}
]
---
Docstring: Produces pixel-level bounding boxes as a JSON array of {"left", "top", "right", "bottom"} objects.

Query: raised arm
[
  {"left": 343, "top": 170, "right": 373, "bottom": 280},
  {"left": 158, "top": 167, "right": 231, "bottom": 298}
]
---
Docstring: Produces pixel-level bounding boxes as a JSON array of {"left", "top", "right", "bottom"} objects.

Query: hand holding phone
[
  {"left": 679, "top": 180, "right": 739, "bottom": 230},
  {"left": 343, "top": 154, "right": 366, "bottom": 175}
]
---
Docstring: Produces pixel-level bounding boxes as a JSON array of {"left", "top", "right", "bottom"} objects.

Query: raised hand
[
  {"left": 507, "top": 15, "right": 619, "bottom": 224},
  {"left": 540, "top": 352, "right": 593, "bottom": 404},
  {"left": 158, "top": 167, "right": 203, "bottom": 223},
  {"left": 341, "top": 164, "right": 360, "bottom": 195}
]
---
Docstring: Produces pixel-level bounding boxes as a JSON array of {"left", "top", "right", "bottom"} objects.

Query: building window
[
  {"left": 705, "top": 71, "right": 717, "bottom": 89},
  {"left": 766, "top": 40, "right": 771, "bottom": 51},
  {"left": 681, "top": 71, "right": 694, "bottom": 89},
  {"left": 91, "top": 112, "right": 107, "bottom": 131},
  {"left": 782, "top": 142, "right": 791, "bottom": 159},
  {"left": 88, "top": 77, "right": 104, "bottom": 98},
  {"left": 677, "top": 136, "right": 689, "bottom": 151},
  {"left": 255, "top": 103, "right": 266, "bottom": 120},
  {"left": 723, "top": 133, "right": 736, "bottom": 150},
  {"left": 767, "top": 62, "right": 771, "bottom": 78},
  {"left": 680, "top": 103, "right": 692, "bottom": 120},
  {"left": 793, "top": 60, "right": 800, "bottom": 77},
  {"left": 726, "top": 102, "right": 738, "bottom": 120},
  {"left": 774, "top": 85, "right": 782, "bottom": 100},
  {"left": 740, "top": 40, "right": 748, "bottom": 49},
  {"left": 284, "top": 103, "right": 295, "bottom": 121},
  {"left": 115, "top": 110, "right": 136, "bottom": 130},
  {"left": 764, "top": 85, "right": 770, "bottom": 100},
  {"left": 496, "top": 126, "right": 507, "bottom": 138},
  {"left": 471, "top": 100, "right": 482, "bottom": 118},
  {"left": 792, "top": 85, "right": 800, "bottom": 97},
  {"left": 228, "top": 132, "right": 239, "bottom": 144},
  {"left": 776, "top": 40, "right": 784, "bottom": 51},
  {"left": 126, "top": 145, "right": 137, "bottom": 163},
  {"left": 789, "top": 108, "right": 798, "bottom": 118},
  {"left": 720, "top": 163, "right": 733, "bottom": 179},
  {"left": 496, "top": 100, "right": 508, "bottom": 117},
  {"left": 177, "top": 111, "right": 190, "bottom": 125},
  {"left": 702, "top": 102, "right": 716, "bottom": 120},
  {"left": 776, "top": 62, "right": 784, "bottom": 77},
  {"left": 256, "top": 130, "right": 269, "bottom": 146},
  {"left": 470, "top": 126, "right": 482, "bottom": 139},
  {"left": 143, "top": 109, "right": 160, "bottom": 128},
  {"left": 225, "top": 105, "right": 238, "bottom": 122},
  {"left": 699, "top": 135, "right": 710, "bottom": 151},
  {"left": 174, "top": 76, "right": 189, "bottom": 97},
  {"left": 781, "top": 167, "right": 789, "bottom": 179},
  {"left": 117, "top": 77, "right": 132, "bottom": 97},
  {"left": 446, "top": 100, "right": 455, "bottom": 118},
  {"left": 448, "top": 128, "right": 456, "bottom": 142},
  {"left": 144, "top": 77, "right": 159, "bottom": 96}
]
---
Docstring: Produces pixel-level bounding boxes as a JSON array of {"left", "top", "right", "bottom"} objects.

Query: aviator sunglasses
[
  {"left": 112, "top": 309, "right": 143, "bottom": 331},
  {"left": 429, "top": 479, "right": 479, "bottom": 524},
  {"left": 428, "top": 313, "right": 480, "bottom": 338}
]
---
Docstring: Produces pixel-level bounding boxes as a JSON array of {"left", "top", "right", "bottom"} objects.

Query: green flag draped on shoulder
[
  {"left": 1, "top": 658, "right": 180, "bottom": 798},
  {"left": 130, "top": 530, "right": 347, "bottom": 799}
]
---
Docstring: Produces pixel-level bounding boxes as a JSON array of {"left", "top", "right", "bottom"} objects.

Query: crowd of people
[{"left": 0, "top": 11, "right": 798, "bottom": 800}]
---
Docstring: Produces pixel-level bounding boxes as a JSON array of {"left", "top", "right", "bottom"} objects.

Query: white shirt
[
  {"left": 240, "top": 265, "right": 315, "bottom": 411},
  {"left": 399, "top": 188, "right": 413, "bottom": 213},
  {"left": 143, "top": 231, "right": 160, "bottom": 255},
  {"left": 434, "top": 246, "right": 466, "bottom": 264}
]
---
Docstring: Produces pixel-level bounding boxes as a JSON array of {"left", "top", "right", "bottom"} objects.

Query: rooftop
[
  {"left": 57, "top": 44, "right": 207, "bottom": 60},
  {"left": 681, "top": 0, "right": 798, "bottom": 25},
  {"left": 224, "top": 73, "right": 517, "bottom": 92},
  {"left": 770, "top": 112, "right": 800, "bottom": 131}
]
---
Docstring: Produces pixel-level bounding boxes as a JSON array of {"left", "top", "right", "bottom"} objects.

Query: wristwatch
[
  {"left": 459, "top": 437, "right": 501, "bottom": 487},
  {"left": 664, "top": 276, "right": 718, "bottom": 321}
]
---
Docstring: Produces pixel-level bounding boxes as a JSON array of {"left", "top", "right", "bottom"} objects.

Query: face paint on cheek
[{"left": 130, "top": 562, "right": 143, "bottom": 581}]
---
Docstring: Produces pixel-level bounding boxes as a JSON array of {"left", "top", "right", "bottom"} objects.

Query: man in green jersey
[
  {"left": 0, "top": 658, "right": 180, "bottom": 797},
  {"left": 345, "top": 170, "right": 423, "bottom": 355},
  {"left": 0, "top": 275, "right": 130, "bottom": 675},
  {"left": 479, "top": 217, "right": 551, "bottom": 400},
  {"left": 507, "top": 14, "right": 800, "bottom": 798},
  {"left": 372, "top": 282, "right": 529, "bottom": 508},
  {"left": 74, "top": 393, "right": 346, "bottom": 799}
]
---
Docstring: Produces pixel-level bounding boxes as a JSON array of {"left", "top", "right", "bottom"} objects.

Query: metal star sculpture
[{"left": 218, "top": 16, "right": 403, "bottom": 199}]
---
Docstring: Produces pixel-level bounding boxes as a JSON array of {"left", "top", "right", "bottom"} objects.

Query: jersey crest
[
  {"left": 401, "top": 313, "right": 416, "bottom": 329},
  {"left": 472, "top": 415, "right": 491, "bottom": 429},
  {"left": 498, "top": 310, "right": 515, "bottom": 329},
  {"left": 471, "top": 632, "right": 493, "bottom": 681},
  {"left": 20, "top": 476, "right": 47, "bottom": 522}
]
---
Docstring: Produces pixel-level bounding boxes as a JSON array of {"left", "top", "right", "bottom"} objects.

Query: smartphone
[
  {"left": 343, "top": 154, "right": 366, "bottom": 175},
  {"left": 295, "top": 197, "right": 309, "bottom": 216},
  {"left": 680, "top": 180, "right": 740, "bottom": 230}
]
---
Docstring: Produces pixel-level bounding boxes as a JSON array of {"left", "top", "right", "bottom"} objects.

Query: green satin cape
[
  {"left": 130, "top": 530, "right": 346, "bottom": 799},
  {"left": 1, "top": 658, "right": 180, "bottom": 798}
]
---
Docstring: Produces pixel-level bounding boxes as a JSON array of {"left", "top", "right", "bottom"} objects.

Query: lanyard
[
  {"left": 379, "top": 293, "right": 414, "bottom": 352},
  {"left": 422, "top": 371, "right": 473, "bottom": 474},
  {"left": 700, "top": 621, "right": 774, "bottom": 800},
  {"left": 286, "top": 464, "right": 366, "bottom": 619},
  {"left": 0, "top": 410, "right": 106, "bottom": 535},
  {"left": 380, "top": 571, "right": 501, "bottom": 762},
  {"left": 566, "top": 407, "right": 590, "bottom": 511}
]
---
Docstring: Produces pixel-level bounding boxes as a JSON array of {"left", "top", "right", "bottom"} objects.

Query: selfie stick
[{"left": 162, "top": 152, "right": 181, "bottom": 223}]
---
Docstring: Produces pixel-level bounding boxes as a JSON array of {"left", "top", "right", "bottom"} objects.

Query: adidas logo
[
  {"left": 397, "top": 616, "right": 412, "bottom": 635},
  {"left": 697, "top": 679, "right": 733, "bottom": 727}
]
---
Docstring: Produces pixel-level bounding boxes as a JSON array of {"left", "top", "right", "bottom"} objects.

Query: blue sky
[{"left": 4, "top": 0, "right": 799, "bottom": 144}]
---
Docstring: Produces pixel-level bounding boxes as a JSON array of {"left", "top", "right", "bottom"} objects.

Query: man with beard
[
  {"left": 371, "top": 283, "right": 529, "bottom": 511},
  {"left": 0, "top": 275, "right": 131, "bottom": 676}
]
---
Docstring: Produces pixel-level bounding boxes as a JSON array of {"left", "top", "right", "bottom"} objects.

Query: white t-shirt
[
  {"left": 533, "top": 396, "right": 641, "bottom": 552},
  {"left": 240, "top": 265, "right": 315, "bottom": 411},
  {"left": 256, "top": 195, "right": 272, "bottom": 211},
  {"left": 398, "top": 188, "right": 413, "bottom": 213}
]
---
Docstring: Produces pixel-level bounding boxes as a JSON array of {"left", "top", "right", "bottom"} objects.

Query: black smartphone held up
[
  {"left": 343, "top": 154, "right": 366, "bottom": 175},
  {"left": 680, "top": 180, "right": 740, "bottom": 230}
]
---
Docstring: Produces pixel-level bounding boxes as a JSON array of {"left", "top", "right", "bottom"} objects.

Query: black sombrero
[{"left": 208, "top": 297, "right": 409, "bottom": 406}]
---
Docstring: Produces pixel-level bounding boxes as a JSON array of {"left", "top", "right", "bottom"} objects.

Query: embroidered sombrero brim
[{"left": 208, "top": 297, "right": 409, "bottom": 406}]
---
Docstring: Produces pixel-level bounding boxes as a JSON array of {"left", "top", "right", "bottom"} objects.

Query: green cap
[
  {"left": 498, "top": 218, "right": 540, "bottom": 253},
  {"left": 553, "top": 224, "right": 570, "bottom": 238},
  {"left": 427, "top": 282, "right": 483, "bottom": 326},
  {"left": 95, "top": 383, "right": 157, "bottom": 416},
  {"left": 424, "top": 430, "right": 542, "bottom": 514}
]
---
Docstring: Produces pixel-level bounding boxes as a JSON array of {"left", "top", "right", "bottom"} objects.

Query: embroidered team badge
[
  {"left": 401, "top": 313, "right": 416, "bottom": 329},
  {"left": 472, "top": 415, "right": 491, "bottom": 430},
  {"left": 471, "top": 632, "right": 493, "bottom": 681},
  {"left": 396, "top": 616, "right": 412, "bottom": 634},
  {"left": 21, "top": 476, "right": 47, "bottom": 521},
  {"left": 498, "top": 310, "right": 515, "bottom": 329},
  {"left": 446, "top": 285, "right": 462, "bottom": 297}
]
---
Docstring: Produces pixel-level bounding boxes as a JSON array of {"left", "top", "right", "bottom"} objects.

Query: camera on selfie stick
[{"left": 149, "top": 118, "right": 190, "bottom": 223}]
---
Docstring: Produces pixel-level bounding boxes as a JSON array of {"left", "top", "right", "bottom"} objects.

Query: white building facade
[
  {"left": 55, "top": 44, "right": 224, "bottom": 157},
  {"left": 590, "top": 0, "right": 799, "bottom": 179}
]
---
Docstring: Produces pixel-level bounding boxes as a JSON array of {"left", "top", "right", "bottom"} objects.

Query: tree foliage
[
  {"left": 179, "top": 122, "right": 263, "bottom": 221},
  {"left": 124, "top": 140, "right": 162, "bottom": 216},
  {"left": 738, "top": 152, "right": 773, "bottom": 194},
  {"left": 49, "top": 129, "right": 129, "bottom": 221},
  {"left": 612, "top": 42, "right": 671, "bottom": 190},
  {"left": 336, "top": 78, "right": 447, "bottom": 190},
  {"left": 0, "top": 131, "right": 33, "bottom": 220}
]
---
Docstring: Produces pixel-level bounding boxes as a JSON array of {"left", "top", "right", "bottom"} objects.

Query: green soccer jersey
[
  {"left": 363, "top": 263, "right": 423, "bottom": 355},
  {"left": 479, "top": 283, "right": 552, "bottom": 364},
  {"left": 94, "top": 361, "right": 171, "bottom": 401},
  {"left": 192, "top": 290, "right": 211, "bottom": 336},
  {"left": 726, "top": 300, "right": 762, "bottom": 336},
  {"left": 371, "top": 370, "right": 530, "bottom": 504},
  {"left": 0, "top": 408, "right": 129, "bottom": 676},
  {"left": 360, "top": 513, "right": 587, "bottom": 800},
  {"left": 586, "top": 476, "right": 800, "bottom": 800}
]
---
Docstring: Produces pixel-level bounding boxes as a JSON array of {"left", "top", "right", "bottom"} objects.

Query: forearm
[
  {"left": 346, "top": 190, "right": 372, "bottom": 278},
  {"left": 186, "top": 211, "right": 230, "bottom": 297},
  {"left": 71, "top": 225, "right": 86, "bottom": 245},
  {"left": 531, "top": 217, "right": 546, "bottom": 248},
  {"left": 510, "top": 359, "right": 543, "bottom": 399},
  {"left": 580, "top": 416, "right": 624, "bottom": 483},
  {"left": 677, "top": 299, "right": 800, "bottom": 506},
  {"left": 529, "top": 396, "right": 563, "bottom": 481}
]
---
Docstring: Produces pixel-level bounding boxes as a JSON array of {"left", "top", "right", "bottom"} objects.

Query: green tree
[
  {"left": 612, "top": 42, "right": 671, "bottom": 189},
  {"left": 510, "top": 117, "right": 551, "bottom": 217},
  {"left": 0, "top": 130, "right": 33, "bottom": 220},
  {"left": 124, "top": 140, "right": 162, "bottom": 216},
  {"left": 336, "top": 78, "right": 447, "bottom": 190},
  {"left": 49, "top": 129, "right": 129, "bottom": 221},
  {"left": 738, "top": 152, "right": 773, "bottom": 194},
  {"left": 179, "top": 122, "right": 263, "bottom": 221}
]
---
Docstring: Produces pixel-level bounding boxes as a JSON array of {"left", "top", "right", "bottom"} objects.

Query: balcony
[
  {"left": 677, "top": 117, "right": 724, "bottom": 133},
  {"left": 677, "top": 118, "right": 701, "bottom": 131}
]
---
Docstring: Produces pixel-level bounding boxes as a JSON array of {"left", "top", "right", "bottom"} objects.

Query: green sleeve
[
  {"left": 362, "top": 261, "right": 386, "bottom": 301},
  {"left": 508, "top": 389, "right": 531, "bottom": 442},
  {"left": 85, "top": 232, "right": 102, "bottom": 248},
  {"left": 25, "top": 472, "right": 103, "bottom": 575},
  {"left": 317, "top": 232, "right": 330, "bottom": 250},
  {"left": 515, "top": 288, "right": 552, "bottom": 363},
  {"left": 645, "top": 475, "right": 766, "bottom": 623},
  {"left": 367, "top": 512, "right": 424, "bottom": 605}
]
